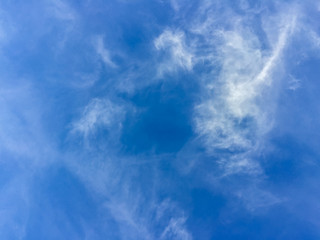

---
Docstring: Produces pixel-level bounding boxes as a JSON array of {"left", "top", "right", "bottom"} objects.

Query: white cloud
[
  {"left": 69, "top": 160, "right": 152, "bottom": 240},
  {"left": 160, "top": 217, "right": 192, "bottom": 240},
  {"left": 307, "top": 29, "right": 320, "bottom": 49},
  {"left": 195, "top": 16, "right": 296, "bottom": 152},
  {"left": 288, "top": 75, "right": 301, "bottom": 91},
  {"left": 154, "top": 29, "right": 194, "bottom": 74},
  {"left": 95, "top": 36, "right": 117, "bottom": 68},
  {"left": 172, "top": 3, "right": 302, "bottom": 212},
  {"left": 218, "top": 155, "right": 263, "bottom": 177},
  {"left": 72, "top": 98, "right": 124, "bottom": 137},
  {"left": 156, "top": 199, "right": 192, "bottom": 240},
  {"left": 106, "top": 200, "right": 153, "bottom": 240},
  {"left": 236, "top": 186, "right": 282, "bottom": 212},
  {"left": 190, "top": 8, "right": 297, "bottom": 179},
  {"left": 66, "top": 151, "right": 192, "bottom": 240}
]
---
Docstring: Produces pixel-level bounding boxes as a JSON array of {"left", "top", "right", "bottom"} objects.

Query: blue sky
[{"left": 1, "top": 0, "right": 320, "bottom": 239}]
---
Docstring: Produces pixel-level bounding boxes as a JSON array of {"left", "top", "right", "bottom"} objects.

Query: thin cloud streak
[{"left": 95, "top": 36, "right": 117, "bottom": 68}]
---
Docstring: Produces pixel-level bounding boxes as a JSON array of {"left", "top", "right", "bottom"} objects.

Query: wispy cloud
[
  {"left": 94, "top": 36, "right": 117, "bottom": 68},
  {"left": 72, "top": 98, "right": 124, "bottom": 138},
  {"left": 287, "top": 75, "right": 301, "bottom": 91},
  {"left": 47, "top": 0, "right": 77, "bottom": 21},
  {"left": 307, "top": 29, "right": 320, "bottom": 49},
  {"left": 156, "top": 199, "right": 192, "bottom": 240},
  {"left": 0, "top": 80, "right": 56, "bottom": 164},
  {"left": 1, "top": 0, "right": 319, "bottom": 238},
  {"left": 235, "top": 186, "right": 283, "bottom": 212},
  {"left": 192, "top": 8, "right": 297, "bottom": 177},
  {"left": 160, "top": 217, "right": 192, "bottom": 240},
  {"left": 66, "top": 151, "right": 191, "bottom": 240},
  {"left": 154, "top": 29, "right": 194, "bottom": 74},
  {"left": 161, "top": 1, "right": 302, "bottom": 212},
  {"left": 196, "top": 16, "right": 296, "bottom": 151}
]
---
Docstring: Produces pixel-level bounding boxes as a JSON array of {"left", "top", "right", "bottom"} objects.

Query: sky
[{"left": 0, "top": 0, "right": 320, "bottom": 239}]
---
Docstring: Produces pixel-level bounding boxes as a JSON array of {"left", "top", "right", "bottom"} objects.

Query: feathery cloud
[
  {"left": 155, "top": 29, "right": 194, "bottom": 74},
  {"left": 72, "top": 98, "right": 124, "bottom": 138},
  {"left": 95, "top": 36, "right": 117, "bottom": 68}
]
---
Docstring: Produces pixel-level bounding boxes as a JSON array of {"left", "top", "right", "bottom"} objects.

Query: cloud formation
[
  {"left": 192, "top": 5, "right": 298, "bottom": 175},
  {"left": 72, "top": 98, "right": 124, "bottom": 138},
  {"left": 1, "top": 0, "right": 320, "bottom": 239},
  {"left": 155, "top": 29, "right": 194, "bottom": 74},
  {"left": 95, "top": 36, "right": 117, "bottom": 68}
]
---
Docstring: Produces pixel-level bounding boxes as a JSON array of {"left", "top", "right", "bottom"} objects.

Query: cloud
[
  {"left": 155, "top": 199, "right": 192, "bottom": 240},
  {"left": 154, "top": 29, "right": 194, "bottom": 74},
  {"left": 307, "top": 29, "right": 320, "bottom": 49},
  {"left": 0, "top": 80, "right": 57, "bottom": 165},
  {"left": 218, "top": 155, "right": 263, "bottom": 177},
  {"left": 0, "top": 79, "right": 61, "bottom": 237},
  {"left": 163, "top": 1, "right": 302, "bottom": 212},
  {"left": 160, "top": 217, "right": 192, "bottom": 240},
  {"left": 72, "top": 98, "right": 124, "bottom": 138},
  {"left": 65, "top": 151, "right": 192, "bottom": 240},
  {"left": 189, "top": 7, "right": 298, "bottom": 180},
  {"left": 169, "top": 0, "right": 180, "bottom": 12},
  {"left": 2, "top": 0, "right": 319, "bottom": 238},
  {"left": 235, "top": 186, "right": 282, "bottom": 212},
  {"left": 195, "top": 16, "right": 296, "bottom": 152},
  {"left": 47, "top": 0, "right": 76, "bottom": 21},
  {"left": 94, "top": 36, "right": 117, "bottom": 68},
  {"left": 287, "top": 75, "right": 301, "bottom": 91},
  {"left": 105, "top": 200, "right": 153, "bottom": 240},
  {"left": 67, "top": 158, "right": 150, "bottom": 239}
]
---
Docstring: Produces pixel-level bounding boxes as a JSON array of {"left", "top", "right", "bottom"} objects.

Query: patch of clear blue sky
[{"left": 0, "top": 0, "right": 320, "bottom": 239}]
